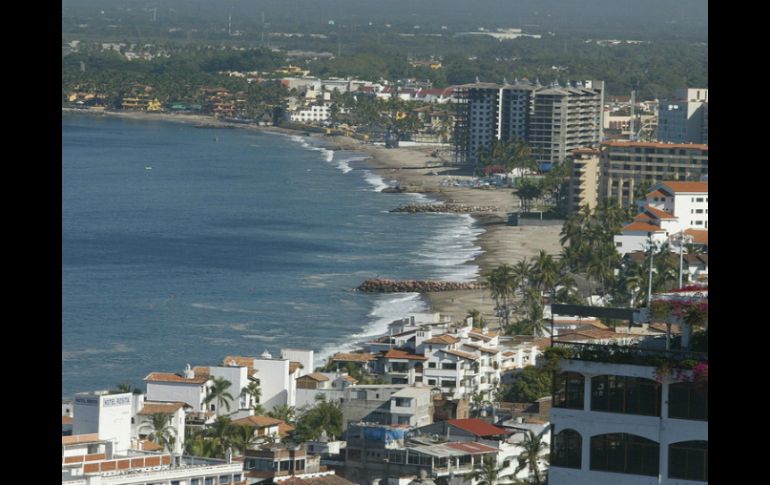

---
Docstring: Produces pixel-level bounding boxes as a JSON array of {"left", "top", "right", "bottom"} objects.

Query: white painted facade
[
  {"left": 252, "top": 352, "right": 293, "bottom": 411},
  {"left": 135, "top": 404, "right": 186, "bottom": 454},
  {"left": 549, "top": 359, "right": 707, "bottom": 485},
  {"left": 281, "top": 349, "right": 314, "bottom": 378},
  {"left": 207, "top": 365, "right": 249, "bottom": 416},
  {"left": 145, "top": 380, "right": 207, "bottom": 413},
  {"left": 290, "top": 104, "right": 331, "bottom": 124},
  {"left": 73, "top": 392, "right": 133, "bottom": 454}
]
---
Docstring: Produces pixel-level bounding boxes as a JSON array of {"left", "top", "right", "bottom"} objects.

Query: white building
[
  {"left": 135, "top": 401, "right": 188, "bottom": 454},
  {"left": 144, "top": 365, "right": 209, "bottom": 413},
  {"left": 614, "top": 181, "right": 708, "bottom": 255},
  {"left": 62, "top": 434, "right": 245, "bottom": 485},
  {"left": 549, "top": 345, "right": 708, "bottom": 484},
  {"left": 224, "top": 349, "right": 305, "bottom": 412},
  {"left": 290, "top": 104, "right": 331, "bottom": 124},
  {"left": 72, "top": 391, "right": 134, "bottom": 454}
]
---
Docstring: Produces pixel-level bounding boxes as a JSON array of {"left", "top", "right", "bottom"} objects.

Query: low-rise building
[{"left": 340, "top": 385, "right": 434, "bottom": 430}]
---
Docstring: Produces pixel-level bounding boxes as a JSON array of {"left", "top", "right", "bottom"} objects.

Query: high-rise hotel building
[{"left": 454, "top": 79, "right": 604, "bottom": 168}]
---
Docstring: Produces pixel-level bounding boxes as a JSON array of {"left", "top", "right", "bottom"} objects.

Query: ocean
[{"left": 61, "top": 113, "right": 484, "bottom": 398}]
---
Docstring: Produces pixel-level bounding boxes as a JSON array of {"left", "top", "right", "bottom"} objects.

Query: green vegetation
[
  {"left": 139, "top": 413, "right": 177, "bottom": 452},
  {"left": 291, "top": 396, "right": 343, "bottom": 441}
]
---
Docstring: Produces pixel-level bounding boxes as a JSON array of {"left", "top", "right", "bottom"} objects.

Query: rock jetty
[
  {"left": 357, "top": 278, "right": 488, "bottom": 293},
  {"left": 390, "top": 203, "right": 498, "bottom": 214}
]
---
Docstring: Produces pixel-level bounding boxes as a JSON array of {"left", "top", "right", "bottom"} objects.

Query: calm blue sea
[{"left": 62, "top": 114, "right": 483, "bottom": 398}]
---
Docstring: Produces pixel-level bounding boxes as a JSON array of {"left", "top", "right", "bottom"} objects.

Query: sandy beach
[{"left": 64, "top": 109, "right": 563, "bottom": 331}]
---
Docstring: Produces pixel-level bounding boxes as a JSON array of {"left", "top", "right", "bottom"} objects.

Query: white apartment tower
[{"left": 455, "top": 79, "right": 604, "bottom": 169}]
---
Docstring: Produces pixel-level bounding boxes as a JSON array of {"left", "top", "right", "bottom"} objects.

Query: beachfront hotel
[
  {"left": 453, "top": 79, "right": 604, "bottom": 168},
  {"left": 548, "top": 305, "right": 708, "bottom": 484}
]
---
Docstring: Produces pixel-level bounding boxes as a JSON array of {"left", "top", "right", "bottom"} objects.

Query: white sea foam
[
  {"left": 414, "top": 213, "right": 485, "bottom": 282},
  {"left": 361, "top": 170, "right": 390, "bottom": 192},
  {"left": 191, "top": 303, "right": 263, "bottom": 315},
  {"left": 315, "top": 292, "right": 427, "bottom": 367}
]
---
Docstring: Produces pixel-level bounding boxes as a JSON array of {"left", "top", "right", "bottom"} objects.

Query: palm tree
[
  {"left": 185, "top": 434, "right": 219, "bottom": 458},
  {"left": 206, "top": 416, "right": 233, "bottom": 452},
  {"left": 205, "top": 377, "right": 235, "bottom": 414},
  {"left": 139, "top": 412, "right": 177, "bottom": 453},
  {"left": 267, "top": 404, "right": 296, "bottom": 424},
  {"left": 515, "top": 431, "right": 549, "bottom": 485},
  {"left": 229, "top": 425, "right": 259, "bottom": 455},
  {"left": 112, "top": 382, "right": 142, "bottom": 395},
  {"left": 466, "top": 308, "right": 486, "bottom": 327},
  {"left": 240, "top": 381, "right": 262, "bottom": 414},
  {"left": 466, "top": 456, "right": 512, "bottom": 485},
  {"left": 488, "top": 265, "right": 517, "bottom": 327},
  {"left": 471, "top": 391, "right": 487, "bottom": 418}
]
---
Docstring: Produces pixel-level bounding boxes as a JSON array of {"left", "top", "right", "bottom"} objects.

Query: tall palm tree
[
  {"left": 240, "top": 381, "right": 262, "bottom": 414},
  {"left": 113, "top": 382, "right": 142, "bottom": 395},
  {"left": 466, "top": 456, "right": 512, "bottom": 485},
  {"left": 488, "top": 265, "right": 517, "bottom": 328},
  {"left": 229, "top": 425, "right": 259, "bottom": 455},
  {"left": 466, "top": 308, "right": 486, "bottom": 327},
  {"left": 267, "top": 404, "right": 296, "bottom": 424},
  {"left": 205, "top": 377, "right": 235, "bottom": 414},
  {"left": 515, "top": 431, "right": 549, "bottom": 485},
  {"left": 139, "top": 413, "right": 177, "bottom": 453},
  {"left": 206, "top": 416, "right": 233, "bottom": 452},
  {"left": 185, "top": 434, "right": 219, "bottom": 458}
]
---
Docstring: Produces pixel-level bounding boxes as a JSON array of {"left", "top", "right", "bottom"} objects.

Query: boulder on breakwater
[
  {"left": 357, "top": 278, "right": 488, "bottom": 293},
  {"left": 390, "top": 203, "right": 498, "bottom": 214}
]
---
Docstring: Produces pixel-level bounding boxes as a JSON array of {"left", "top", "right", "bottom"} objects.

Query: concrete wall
[
  {"left": 146, "top": 382, "right": 206, "bottom": 412},
  {"left": 252, "top": 358, "right": 291, "bottom": 411},
  {"left": 73, "top": 392, "right": 133, "bottom": 454}
]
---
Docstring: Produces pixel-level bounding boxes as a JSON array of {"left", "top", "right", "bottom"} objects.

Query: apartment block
[
  {"left": 599, "top": 141, "right": 708, "bottom": 208},
  {"left": 657, "top": 88, "right": 708, "bottom": 144},
  {"left": 566, "top": 148, "right": 601, "bottom": 213}
]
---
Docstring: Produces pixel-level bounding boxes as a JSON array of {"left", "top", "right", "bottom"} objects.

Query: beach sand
[{"left": 65, "top": 109, "right": 563, "bottom": 331}]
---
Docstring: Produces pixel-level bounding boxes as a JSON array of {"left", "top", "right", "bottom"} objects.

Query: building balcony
[{"left": 551, "top": 342, "right": 707, "bottom": 369}]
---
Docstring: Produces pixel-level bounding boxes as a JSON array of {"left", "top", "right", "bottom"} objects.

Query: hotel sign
[{"left": 103, "top": 396, "right": 131, "bottom": 407}]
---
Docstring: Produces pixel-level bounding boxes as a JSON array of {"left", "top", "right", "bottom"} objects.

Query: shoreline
[{"left": 63, "top": 108, "right": 563, "bottom": 332}]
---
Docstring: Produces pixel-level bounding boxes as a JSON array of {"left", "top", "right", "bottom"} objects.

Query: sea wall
[
  {"left": 390, "top": 203, "right": 498, "bottom": 214},
  {"left": 357, "top": 278, "right": 488, "bottom": 293}
]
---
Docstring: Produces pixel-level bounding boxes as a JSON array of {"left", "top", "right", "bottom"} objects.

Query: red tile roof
[
  {"left": 423, "top": 334, "right": 460, "bottom": 345},
  {"left": 223, "top": 356, "right": 256, "bottom": 368},
  {"left": 622, "top": 221, "right": 665, "bottom": 232},
  {"left": 643, "top": 205, "right": 676, "bottom": 219},
  {"left": 684, "top": 229, "right": 708, "bottom": 245},
  {"left": 144, "top": 372, "right": 209, "bottom": 384},
  {"left": 660, "top": 181, "right": 708, "bottom": 194},
  {"left": 138, "top": 402, "right": 187, "bottom": 415},
  {"left": 646, "top": 189, "right": 669, "bottom": 198},
  {"left": 299, "top": 372, "right": 330, "bottom": 382},
  {"left": 231, "top": 415, "right": 283, "bottom": 428},
  {"left": 289, "top": 361, "right": 304, "bottom": 374},
  {"left": 441, "top": 349, "right": 479, "bottom": 361},
  {"left": 444, "top": 441, "right": 500, "bottom": 454},
  {"left": 447, "top": 418, "right": 513, "bottom": 437},
  {"left": 62, "top": 416, "right": 73, "bottom": 425},
  {"left": 383, "top": 349, "right": 428, "bottom": 361}
]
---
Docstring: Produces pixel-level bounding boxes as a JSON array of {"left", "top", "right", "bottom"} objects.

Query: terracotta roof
[
  {"left": 643, "top": 205, "right": 676, "bottom": 219},
  {"left": 444, "top": 441, "right": 501, "bottom": 454},
  {"left": 62, "top": 434, "right": 101, "bottom": 446},
  {"left": 555, "top": 329, "right": 639, "bottom": 342},
  {"left": 279, "top": 475, "right": 358, "bottom": 485},
  {"left": 649, "top": 323, "right": 683, "bottom": 334},
  {"left": 332, "top": 352, "right": 378, "bottom": 363},
  {"left": 299, "top": 372, "right": 330, "bottom": 382},
  {"left": 423, "top": 334, "right": 460, "bottom": 345},
  {"left": 340, "top": 375, "right": 359, "bottom": 384},
  {"left": 62, "top": 416, "right": 73, "bottom": 425},
  {"left": 138, "top": 402, "right": 187, "bottom": 415},
  {"left": 622, "top": 221, "right": 665, "bottom": 233},
  {"left": 462, "top": 343, "right": 499, "bottom": 354},
  {"left": 602, "top": 141, "right": 708, "bottom": 151},
  {"left": 684, "top": 229, "right": 708, "bottom": 245},
  {"left": 137, "top": 439, "right": 163, "bottom": 451},
  {"left": 447, "top": 418, "right": 513, "bottom": 437},
  {"left": 502, "top": 351, "right": 516, "bottom": 357},
  {"left": 441, "top": 349, "right": 479, "bottom": 361},
  {"left": 193, "top": 366, "right": 210, "bottom": 378},
  {"left": 231, "top": 415, "right": 283, "bottom": 428},
  {"left": 532, "top": 338, "right": 553, "bottom": 349},
  {"left": 289, "top": 361, "right": 304, "bottom": 374},
  {"left": 278, "top": 422, "right": 295, "bottom": 436},
  {"left": 646, "top": 189, "right": 669, "bottom": 198},
  {"left": 471, "top": 327, "right": 498, "bottom": 337},
  {"left": 660, "top": 181, "right": 708, "bottom": 194},
  {"left": 144, "top": 372, "right": 209, "bottom": 384},
  {"left": 223, "top": 356, "right": 256, "bottom": 368},
  {"left": 383, "top": 349, "right": 428, "bottom": 361}
]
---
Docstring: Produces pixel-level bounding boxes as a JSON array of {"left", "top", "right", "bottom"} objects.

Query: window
[
  {"left": 554, "top": 372, "right": 584, "bottom": 409},
  {"left": 669, "top": 382, "right": 708, "bottom": 421},
  {"left": 441, "top": 379, "right": 457, "bottom": 388},
  {"left": 442, "top": 362, "right": 457, "bottom": 370},
  {"left": 205, "top": 478, "right": 215, "bottom": 485},
  {"left": 551, "top": 429, "right": 582, "bottom": 469},
  {"left": 191, "top": 480, "right": 200, "bottom": 485},
  {"left": 219, "top": 476, "right": 230, "bottom": 484},
  {"left": 590, "top": 433, "right": 659, "bottom": 476},
  {"left": 591, "top": 375, "right": 661, "bottom": 416},
  {"left": 428, "top": 379, "right": 436, "bottom": 386},
  {"left": 669, "top": 441, "right": 708, "bottom": 481},
  {"left": 428, "top": 362, "right": 436, "bottom": 368}
]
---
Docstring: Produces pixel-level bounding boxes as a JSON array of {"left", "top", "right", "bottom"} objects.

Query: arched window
[
  {"left": 590, "top": 433, "right": 659, "bottom": 476},
  {"left": 669, "top": 381, "right": 708, "bottom": 421},
  {"left": 591, "top": 375, "right": 661, "bottom": 416},
  {"left": 551, "top": 429, "right": 582, "bottom": 469},
  {"left": 554, "top": 372, "right": 584, "bottom": 409},
  {"left": 669, "top": 441, "right": 708, "bottom": 481}
]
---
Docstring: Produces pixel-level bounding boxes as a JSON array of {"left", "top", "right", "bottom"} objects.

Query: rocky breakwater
[
  {"left": 390, "top": 203, "right": 498, "bottom": 214},
  {"left": 357, "top": 278, "right": 488, "bottom": 293}
]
